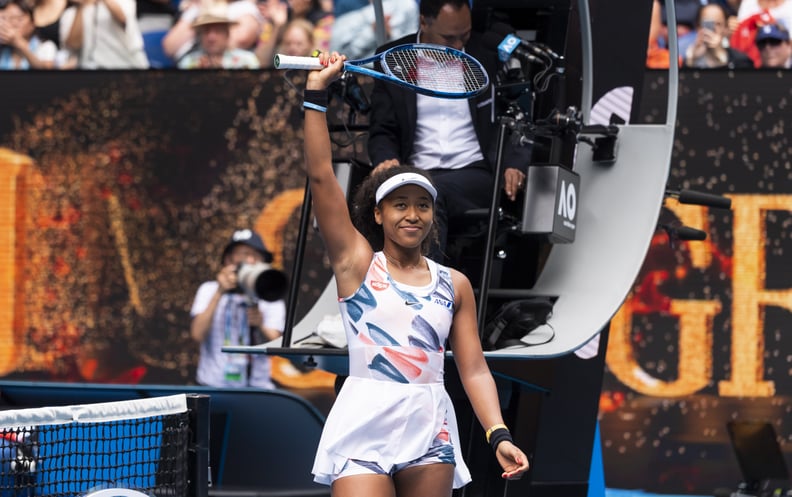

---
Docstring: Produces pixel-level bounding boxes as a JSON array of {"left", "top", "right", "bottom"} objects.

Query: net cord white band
[{"left": 0, "top": 393, "right": 188, "bottom": 429}]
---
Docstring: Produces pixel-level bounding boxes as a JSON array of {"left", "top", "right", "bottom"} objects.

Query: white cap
[{"left": 375, "top": 172, "right": 438, "bottom": 204}]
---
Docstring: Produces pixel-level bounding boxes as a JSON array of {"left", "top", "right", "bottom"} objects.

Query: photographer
[{"left": 190, "top": 229, "right": 286, "bottom": 389}]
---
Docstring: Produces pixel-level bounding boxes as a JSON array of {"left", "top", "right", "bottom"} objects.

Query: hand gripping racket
[{"left": 274, "top": 43, "right": 490, "bottom": 99}]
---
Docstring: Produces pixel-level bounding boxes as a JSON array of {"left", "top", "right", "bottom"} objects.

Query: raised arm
[
  {"left": 448, "top": 268, "right": 530, "bottom": 480},
  {"left": 303, "top": 53, "right": 372, "bottom": 295},
  {"left": 61, "top": 3, "right": 85, "bottom": 51},
  {"left": 101, "top": 0, "right": 128, "bottom": 28}
]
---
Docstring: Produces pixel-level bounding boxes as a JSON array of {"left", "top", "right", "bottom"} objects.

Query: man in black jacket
[{"left": 366, "top": 0, "right": 532, "bottom": 262}]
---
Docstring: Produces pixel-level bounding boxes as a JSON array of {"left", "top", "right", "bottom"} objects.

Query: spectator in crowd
[
  {"left": 330, "top": 0, "right": 418, "bottom": 60},
  {"left": 367, "top": 0, "right": 531, "bottom": 262},
  {"left": 255, "top": 0, "right": 288, "bottom": 67},
  {"left": 722, "top": 0, "right": 742, "bottom": 29},
  {"left": 287, "top": 0, "right": 332, "bottom": 51},
  {"left": 30, "top": 0, "right": 67, "bottom": 47},
  {"left": 648, "top": 0, "right": 678, "bottom": 68},
  {"left": 255, "top": 0, "right": 331, "bottom": 66},
  {"left": 278, "top": 18, "right": 313, "bottom": 55},
  {"left": 190, "top": 229, "right": 286, "bottom": 389},
  {"left": 0, "top": 0, "right": 57, "bottom": 68},
  {"left": 162, "top": 0, "right": 262, "bottom": 65},
  {"left": 256, "top": 15, "right": 314, "bottom": 67},
  {"left": 30, "top": 0, "right": 78, "bottom": 66},
  {"left": 755, "top": 21, "right": 792, "bottom": 66},
  {"left": 730, "top": 9, "right": 776, "bottom": 66},
  {"left": 653, "top": 0, "right": 739, "bottom": 56},
  {"left": 684, "top": 2, "right": 754, "bottom": 67},
  {"left": 60, "top": 0, "right": 150, "bottom": 68},
  {"left": 319, "top": 0, "right": 331, "bottom": 13},
  {"left": 179, "top": 3, "right": 260, "bottom": 68},
  {"left": 656, "top": 0, "right": 709, "bottom": 58},
  {"left": 737, "top": 0, "right": 792, "bottom": 38}
]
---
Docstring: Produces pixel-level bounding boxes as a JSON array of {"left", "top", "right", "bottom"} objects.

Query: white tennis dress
[{"left": 312, "top": 252, "right": 471, "bottom": 488}]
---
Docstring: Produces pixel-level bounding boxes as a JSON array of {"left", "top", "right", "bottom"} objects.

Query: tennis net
[{"left": 0, "top": 393, "right": 207, "bottom": 497}]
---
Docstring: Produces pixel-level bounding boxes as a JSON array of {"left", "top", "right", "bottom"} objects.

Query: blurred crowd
[
  {"left": 0, "top": 0, "right": 789, "bottom": 70},
  {"left": 648, "top": 0, "right": 791, "bottom": 68},
  {"left": 0, "top": 0, "right": 418, "bottom": 69}
]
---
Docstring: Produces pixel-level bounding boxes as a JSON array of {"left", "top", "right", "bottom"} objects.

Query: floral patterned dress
[{"left": 312, "top": 252, "right": 471, "bottom": 488}]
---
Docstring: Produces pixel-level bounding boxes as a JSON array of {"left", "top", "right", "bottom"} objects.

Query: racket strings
[{"left": 383, "top": 48, "right": 487, "bottom": 94}]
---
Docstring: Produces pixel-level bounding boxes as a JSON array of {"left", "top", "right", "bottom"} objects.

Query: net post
[{"left": 187, "top": 394, "right": 211, "bottom": 497}]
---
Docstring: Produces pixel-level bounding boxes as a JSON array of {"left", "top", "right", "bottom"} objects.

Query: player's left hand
[{"left": 495, "top": 441, "right": 530, "bottom": 480}]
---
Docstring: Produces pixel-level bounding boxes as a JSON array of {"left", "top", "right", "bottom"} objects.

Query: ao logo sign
[
  {"left": 557, "top": 180, "right": 577, "bottom": 230},
  {"left": 497, "top": 34, "right": 521, "bottom": 61}
]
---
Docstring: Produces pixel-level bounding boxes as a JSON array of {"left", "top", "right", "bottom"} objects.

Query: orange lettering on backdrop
[
  {"left": 608, "top": 298, "right": 721, "bottom": 397},
  {"left": 0, "top": 148, "right": 40, "bottom": 375},
  {"left": 608, "top": 194, "right": 792, "bottom": 398},
  {"left": 718, "top": 195, "right": 792, "bottom": 397},
  {"left": 255, "top": 188, "right": 306, "bottom": 269}
]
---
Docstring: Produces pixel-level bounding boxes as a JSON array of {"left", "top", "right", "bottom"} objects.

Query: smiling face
[{"left": 374, "top": 184, "right": 435, "bottom": 249}]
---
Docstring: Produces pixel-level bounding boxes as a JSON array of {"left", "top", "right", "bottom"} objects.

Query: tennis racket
[{"left": 274, "top": 43, "right": 489, "bottom": 99}]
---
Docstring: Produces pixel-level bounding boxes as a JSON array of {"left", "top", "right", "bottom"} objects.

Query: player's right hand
[{"left": 306, "top": 51, "right": 346, "bottom": 91}]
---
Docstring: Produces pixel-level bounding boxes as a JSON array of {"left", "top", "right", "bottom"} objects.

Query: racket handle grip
[{"left": 273, "top": 54, "right": 323, "bottom": 70}]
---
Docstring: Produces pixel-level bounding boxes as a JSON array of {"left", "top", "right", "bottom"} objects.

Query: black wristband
[
  {"left": 304, "top": 89, "right": 329, "bottom": 108},
  {"left": 489, "top": 428, "right": 513, "bottom": 452}
]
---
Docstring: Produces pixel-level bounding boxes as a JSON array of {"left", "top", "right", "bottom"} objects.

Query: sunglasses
[{"left": 757, "top": 38, "right": 786, "bottom": 49}]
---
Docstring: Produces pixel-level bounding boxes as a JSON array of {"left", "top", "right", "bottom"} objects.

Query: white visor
[{"left": 375, "top": 173, "right": 438, "bottom": 204}]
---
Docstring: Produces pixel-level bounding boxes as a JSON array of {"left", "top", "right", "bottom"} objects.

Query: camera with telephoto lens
[{"left": 236, "top": 262, "right": 288, "bottom": 302}]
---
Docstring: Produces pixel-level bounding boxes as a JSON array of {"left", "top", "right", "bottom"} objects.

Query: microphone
[
  {"left": 481, "top": 31, "right": 542, "bottom": 86},
  {"left": 330, "top": 72, "right": 370, "bottom": 115},
  {"left": 661, "top": 224, "right": 708, "bottom": 241},
  {"left": 533, "top": 41, "right": 562, "bottom": 60},
  {"left": 343, "top": 73, "right": 371, "bottom": 115},
  {"left": 481, "top": 31, "right": 542, "bottom": 66},
  {"left": 665, "top": 189, "right": 732, "bottom": 209},
  {"left": 674, "top": 226, "right": 708, "bottom": 241},
  {"left": 490, "top": 22, "right": 562, "bottom": 60}
]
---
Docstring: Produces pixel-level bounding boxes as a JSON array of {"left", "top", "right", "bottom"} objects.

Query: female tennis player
[{"left": 303, "top": 51, "right": 529, "bottom": 497}]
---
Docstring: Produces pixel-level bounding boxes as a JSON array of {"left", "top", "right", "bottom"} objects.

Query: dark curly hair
[{"left": 351, "top": 165, "right": 439, "bottom": 254}]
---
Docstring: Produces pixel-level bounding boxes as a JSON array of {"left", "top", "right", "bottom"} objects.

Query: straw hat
[{"left": 192, "top": 2, "right": 237, "bottom": 28}]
